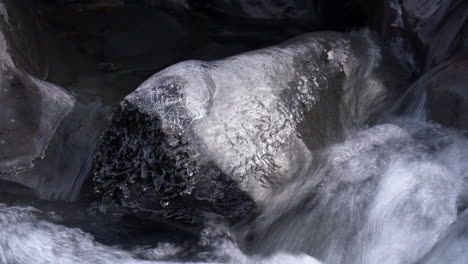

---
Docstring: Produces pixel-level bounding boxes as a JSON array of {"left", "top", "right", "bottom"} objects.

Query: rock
[
  {"left": 363, "top": 0, "right": 468, "bottom": 130},
  {"left": 188, "top": 0, "right": 315, "bottom": 20},
  {"left": 426, "top": 58, "right": 468, "bottom": 131},
  {"left": 92, "top": 30, "right": 409, "bottom": 224},
  {"left": 0, "top": 68, "right": 75, "bottom": 174},
  {"left": 0, "top": 0, "right": 48, "bottom": 77},
  {"left": 400, "top": 0, "right": 468, "bottom": 70},
  {"left": 0, "top": 180, "right": 37, "bottom": 201},
  {"left": 0, "top": 0, "right": 75, "bottom": 174},
  {"left": 369, "top": 0, "right": 468, "bottom": 71},
  {"left": 0, "top": 0, "right": 101, "bottom": 202},
  {"left": 1, "top": 100, "right": 112, "bottom": 201}
]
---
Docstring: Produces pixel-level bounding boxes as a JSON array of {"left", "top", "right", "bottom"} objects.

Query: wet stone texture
[{"left": 93, "top": 101, "right": 255, "bottom": 224}]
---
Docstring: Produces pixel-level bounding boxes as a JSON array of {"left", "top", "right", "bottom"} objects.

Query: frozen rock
[
  {"left": 93, "top": 30, "right": 408, "bottom": 224},
  {"left": 0, "top": 68, "right": 75, "bottom": 173},
  {"left": 0, "top": 100, "right": 111, "bottom": 201},
  {"left": 0, "top": 0, "right": 75, "bottom": 174},
  {"left": 0, "top": 0, "right": 76, "bottom": 192}
]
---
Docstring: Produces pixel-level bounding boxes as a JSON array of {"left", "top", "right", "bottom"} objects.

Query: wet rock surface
[{"left": 0, "top": 0, "right": 75, "bottom": 174}]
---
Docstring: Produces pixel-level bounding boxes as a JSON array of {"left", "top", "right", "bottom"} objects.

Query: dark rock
[
  {"left": 400, "top": 0, "right": 468, "bottom": 70},
  {"left": 427, "top": 58, "right": 468, "bottom": 131},
  {"left": 368, "top": 0, "right": 468, "bottom": 72},
  {"left": 363, "top": 0, "right": 468, "bottom": 130}
]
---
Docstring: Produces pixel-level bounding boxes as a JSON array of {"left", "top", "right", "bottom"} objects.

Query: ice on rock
[
  {"left": 0, "top": 55, "right": 75, "bottom": 175},
  {"left": 93, "top": 30, "right": 408, "bottom": 223},
  {"left": 0, "top": 1, "right": 75, "bottom": 174}
]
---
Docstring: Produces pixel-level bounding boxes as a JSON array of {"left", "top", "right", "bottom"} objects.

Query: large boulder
[{"left": 92, "top": 30, "right": 409, "bottom": 224}]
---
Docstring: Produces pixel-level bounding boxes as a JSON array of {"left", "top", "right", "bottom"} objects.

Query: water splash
[
  {"left": 246, "top": 119, "right": 468, "bottom": 264},
  {"left": 0, "top": 204, "right": 321, "bottom": 264}
]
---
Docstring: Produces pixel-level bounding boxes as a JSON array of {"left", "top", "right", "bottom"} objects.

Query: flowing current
[
  {"left": 2, "top": 94, "right": 468, "bottom": 264},
  {"left": 1, "top": 46, "right": 468, "bottom": 264}
]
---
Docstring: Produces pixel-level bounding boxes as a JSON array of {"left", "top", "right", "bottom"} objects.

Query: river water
[{"left": 2, "top": 74, "right": 468, "bottom": 264}]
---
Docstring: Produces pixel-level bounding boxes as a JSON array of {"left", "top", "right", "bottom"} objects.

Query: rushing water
[
  {"left": 1, "top": 0, "right": 467, "bottom": 262},
  {"left": 0, "top": 23, "right": 467, "bottom": 264},
  {"left": 0, "top": 204, "right": 321, "bottom": 264},
  {"left": 2, "top": 81, "right": 468, "bottom": 264},
  {"left": 246, "top": 118, "right": 468, "bottom": 263}
]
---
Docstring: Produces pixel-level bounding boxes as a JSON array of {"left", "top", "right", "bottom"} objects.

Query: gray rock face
[
  {"left": 0, "top": 1, "right": 75, "bottom": 174},
  {"left": 0, "top": 0, "right": 107, "bottom": 202},
  {"left": 93, "top": 30, "right": 408, "bottom": 224}
]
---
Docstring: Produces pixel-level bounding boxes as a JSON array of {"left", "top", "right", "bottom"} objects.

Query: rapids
[{"left": 1, "top": 75, "right": 468, "bottom": 263}]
